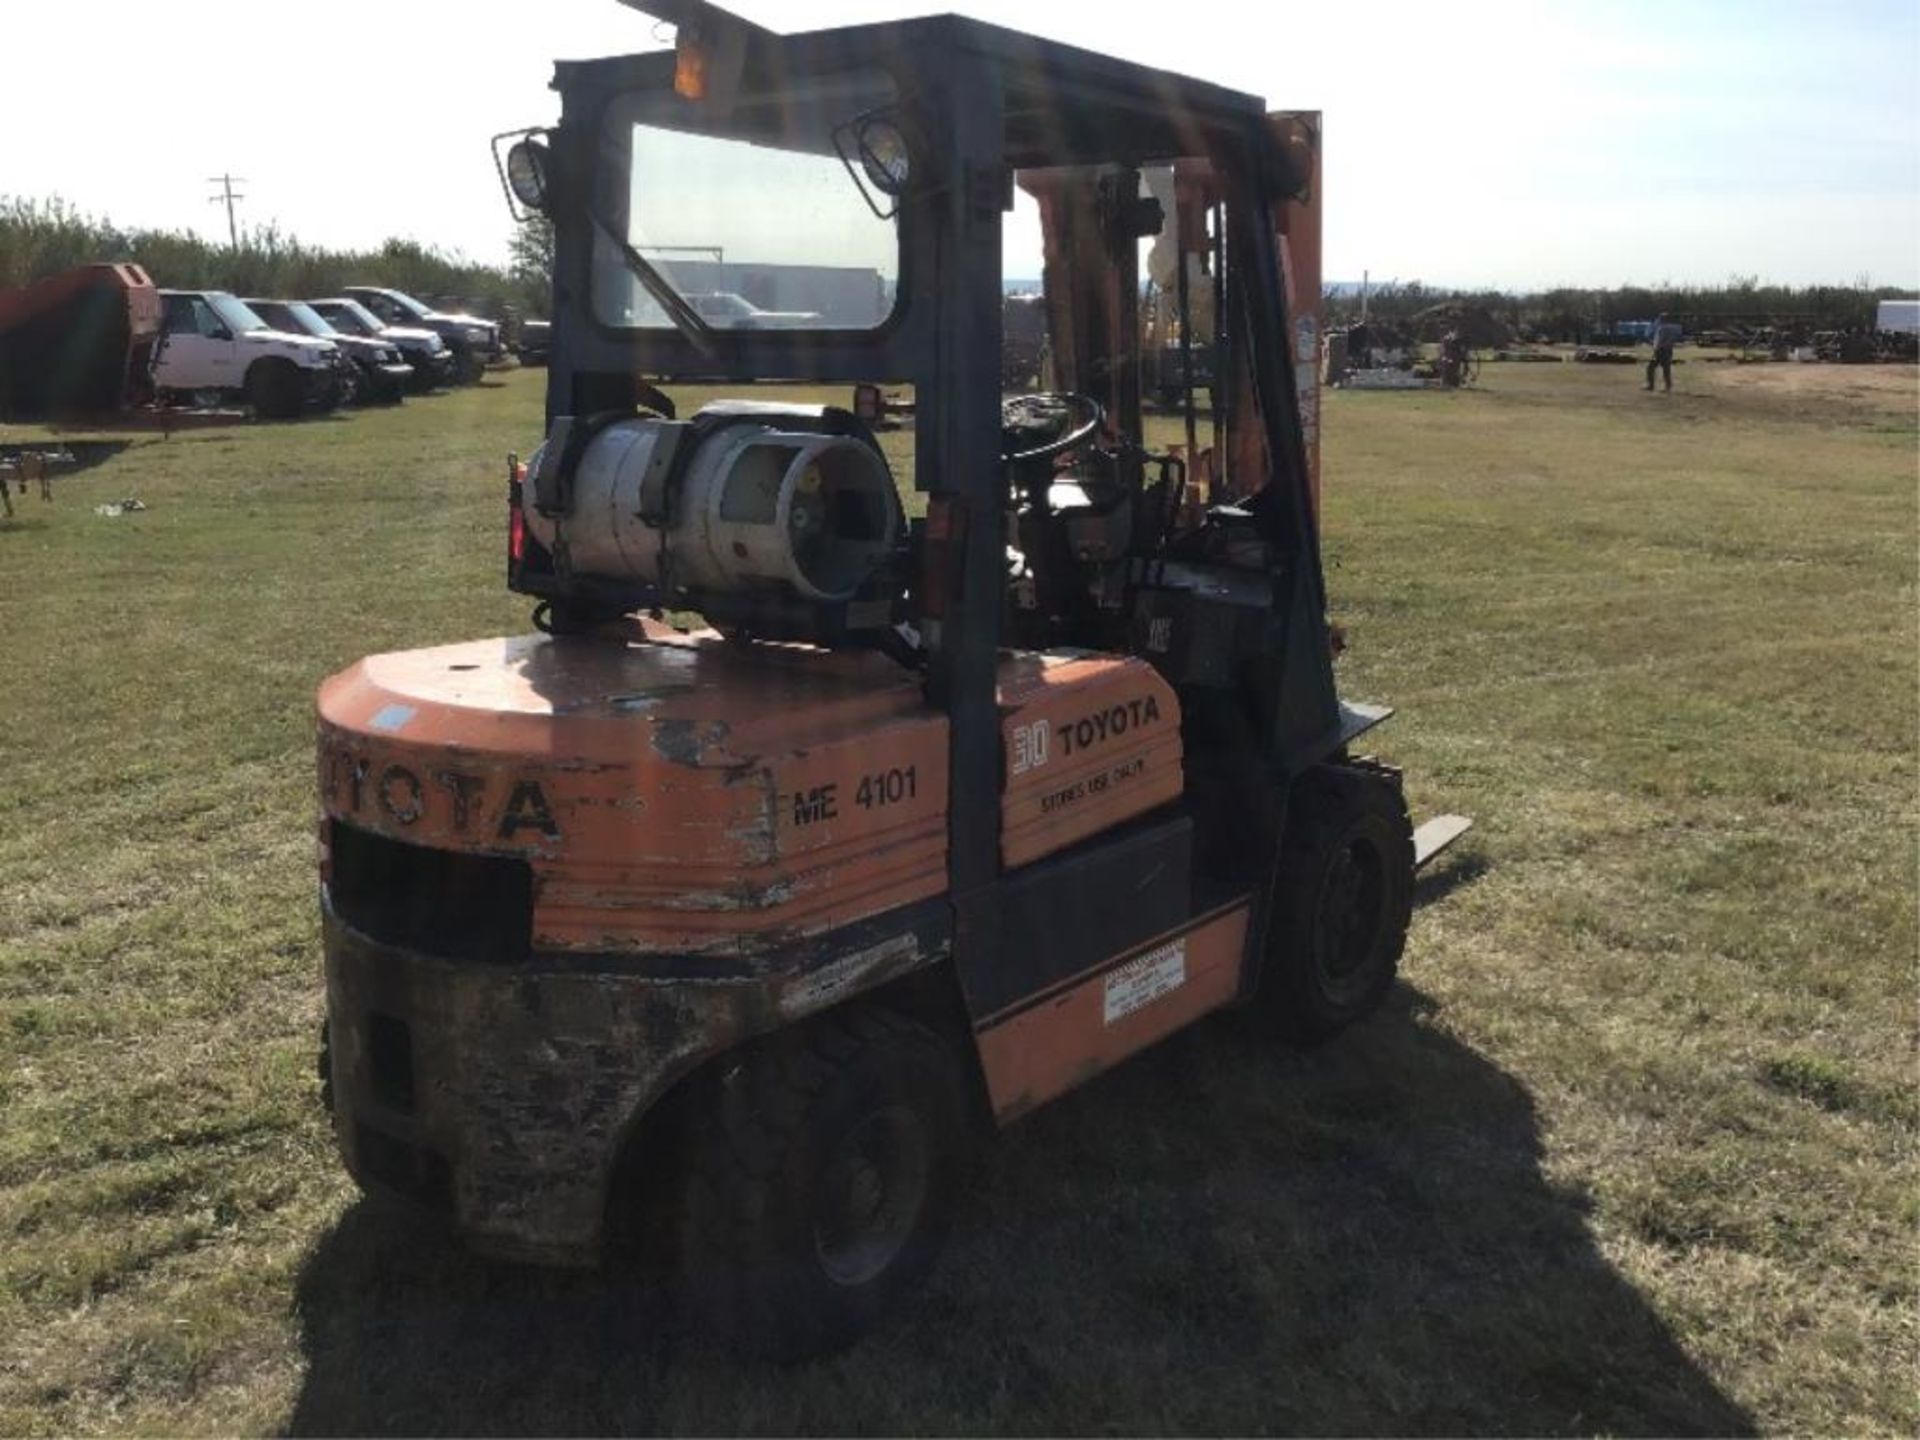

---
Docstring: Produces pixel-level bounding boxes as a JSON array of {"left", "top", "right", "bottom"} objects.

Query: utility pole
[{"left": 207, "top": 173, "right": 247, "bottom": 249}]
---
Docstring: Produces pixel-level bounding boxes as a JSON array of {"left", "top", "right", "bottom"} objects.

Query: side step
[{"left": 1412, "top": 814, "right": 1474, "bottom": 871}]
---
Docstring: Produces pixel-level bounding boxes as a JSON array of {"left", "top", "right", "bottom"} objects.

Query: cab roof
[{"left": 555, "top": 12, "right": 1274, "bottom": 168}]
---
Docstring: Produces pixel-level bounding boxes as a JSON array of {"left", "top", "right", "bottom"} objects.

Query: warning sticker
[{"left": 1103, "top": 939, "right": 1187, "bottom": 1025}]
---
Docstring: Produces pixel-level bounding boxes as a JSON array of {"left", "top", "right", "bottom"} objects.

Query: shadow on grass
[
  {"left": 287, "top": 988, "right": 1754, "bottom": 1437},
  {"left": 242, "top": 410, "right": 358, "bottom": 429},
  {"left": 1413, "top": 849, "right": 1489, "bottom": 908}
]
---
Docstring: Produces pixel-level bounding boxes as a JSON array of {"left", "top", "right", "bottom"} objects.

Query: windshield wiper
[{"left": 588, "top": 206, "right": 719, "bottom": 358}]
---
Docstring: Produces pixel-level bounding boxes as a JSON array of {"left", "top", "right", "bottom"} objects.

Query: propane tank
[{"left": 523, "top": 417, "right": 901, "bottom": 603}]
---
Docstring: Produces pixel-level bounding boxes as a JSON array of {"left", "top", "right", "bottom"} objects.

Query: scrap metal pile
[
  {"left": 0, "top": 448, "right": 73, "bottom": 519},
  {"left": 1322, "top": 317, "right": 1479, "bottom": 390}
]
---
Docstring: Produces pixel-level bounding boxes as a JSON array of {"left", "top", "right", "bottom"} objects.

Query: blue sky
[{"left": 6, "top": 0, "right": 1916, "bottom": 289}]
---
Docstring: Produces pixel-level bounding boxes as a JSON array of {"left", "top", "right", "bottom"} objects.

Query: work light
[{"left": 505, "top": 140, "right": 552, "bottom": 213}]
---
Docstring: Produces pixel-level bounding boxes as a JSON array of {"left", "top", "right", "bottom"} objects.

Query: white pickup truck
[
  {"left": 151, "top": 290, "right": 345, "bottom": 418},
  {"left": 687, "top": 291, "right": 823, "bottom": 328}
]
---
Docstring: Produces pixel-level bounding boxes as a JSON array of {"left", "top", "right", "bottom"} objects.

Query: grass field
[{"left": 2, "top": 359, "right": 1914, "bottom": 1435}]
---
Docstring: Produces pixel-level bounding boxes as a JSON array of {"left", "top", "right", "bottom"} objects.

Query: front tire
[
  {"left": 245, "top": 359, "right": 305, "bottom": 420},
  {"left": 1260, "top": 762, "right": 1414, "bottom": 1043},
  {"left": 679, "top": 1006, "right": 966, "bottom": 1360}
]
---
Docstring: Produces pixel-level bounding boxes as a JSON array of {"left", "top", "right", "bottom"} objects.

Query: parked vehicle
[
  {"left": 340, "top": 286, "right": 502, "bottom": 383},
  {"left": 308, "top": 299, "right": 454, "bottom": 392},
  {"left": 687, "top": 290, "right": 822, "bottom": 328},
  {"left": 246, "top": 299, "right": 414, "bottom": 404},
  {"left": 151, "top": 290, "right": 342, "bottom": 418},
  {"left": 516, "top": 318, "right": 551, "bottom": 367}
]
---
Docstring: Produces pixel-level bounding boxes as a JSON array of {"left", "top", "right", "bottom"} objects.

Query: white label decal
[
  {"left": 1103, "top": 939, "right": 1186, "bottom": 1025},
  {"left": 1011, "top": 719, "right": 1051, "bottom": 775}
]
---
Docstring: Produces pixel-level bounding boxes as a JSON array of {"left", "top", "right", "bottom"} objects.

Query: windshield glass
[
  {"left": 593, "top": 71, "right": 899, "bottom": 332},
  {"left": 209, "top": 293, "right": 272, "bottom": 334},
  {"left": 320, "top": 300, "right": 382, "bottom": 333},
  {"left": 242, "top": 301, "right": 294, "bottom": 331},
  {"left": 369, "top": 290, "right": 431, "bottom": 321},
  {"left": 287, "top": 302, "right": 339, "bottom": 337}
]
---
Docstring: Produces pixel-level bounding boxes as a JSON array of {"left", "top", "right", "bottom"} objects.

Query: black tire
[
  {"left": 452, "top": 349, "right": 486, "bottom": 385},
  {"left": 679, "top": 1006, "right": 966, "bottom": 1360},
  {"left": 317, "top": 1018, "right": 334, "bottom": 1113},
  {"left": 245, "top": 359, "right": 305, "bottom": 420},
  {"left": 1261, "top": 762, "right": 1414, "bottom": 1044}
]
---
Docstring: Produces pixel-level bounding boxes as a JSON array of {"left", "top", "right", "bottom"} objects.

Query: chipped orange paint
[
  {"left": 317, "top": 628, "right": 1183, "bottom": 956},
  {"left": 973, "top": 903, "right": 1250, "bottom": 1121},
  {"left": 318, "top": 626, "right": 949, "bottom": 954}
]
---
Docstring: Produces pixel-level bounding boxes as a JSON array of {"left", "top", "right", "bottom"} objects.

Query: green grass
[{"left": 1, "top": 360, "right": 1914, "bottom": 1435}]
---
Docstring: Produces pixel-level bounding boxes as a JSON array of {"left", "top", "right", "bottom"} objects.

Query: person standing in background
[{"left": 1645, "top": 313, "right": 1681, "bottom": 392}]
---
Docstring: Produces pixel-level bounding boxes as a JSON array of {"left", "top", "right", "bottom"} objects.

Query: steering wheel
[{"left": 1001, "top": 392, "right": 1104, "bottom": 465}]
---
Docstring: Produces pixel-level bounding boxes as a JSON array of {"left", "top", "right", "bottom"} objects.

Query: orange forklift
[{"left": 317, "top": 0, "right": 1468, "bottom": 1357}]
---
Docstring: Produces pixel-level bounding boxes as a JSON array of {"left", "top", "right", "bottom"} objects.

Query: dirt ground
[{"left": 1693, "top": 357, "right": 1919, "bottom": 405}]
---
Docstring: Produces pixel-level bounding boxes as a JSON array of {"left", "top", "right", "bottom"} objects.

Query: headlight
[
  {"left": 427, "top": 336, "right": 446, "bottom": 354},
  {"left": 383, "top": 348, "right": 401, "bottom": 363}
]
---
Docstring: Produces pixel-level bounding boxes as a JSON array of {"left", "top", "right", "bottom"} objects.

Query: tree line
[
  {"left": 6, "top": 193, "right": 1904, "bottom": 342},
  {"left": 1323, "top": 276, "right": 1910, "bottom": 342},
  {"left": 0, "top": 196, "right": 551, "bottom": 318}
]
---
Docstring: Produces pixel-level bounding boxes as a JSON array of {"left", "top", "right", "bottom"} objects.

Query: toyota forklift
[{"left": 316, "top": 0, "right": 1468, "bottom": 1358}]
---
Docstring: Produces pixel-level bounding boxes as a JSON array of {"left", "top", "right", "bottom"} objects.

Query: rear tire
[
  {"left": 1260, "top": 762, "right": 1414, "bottom": 1043},
  {"left": 317, "top": 1018, "right": 334, "bottom": 1112},
  {"left": 679, "top": 1006, "right": 965, "bottom": 1360}
]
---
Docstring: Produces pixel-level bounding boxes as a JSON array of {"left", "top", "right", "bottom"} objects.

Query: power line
[{"left": 206, "top": 173, "right": 247, "bottom": 250}]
